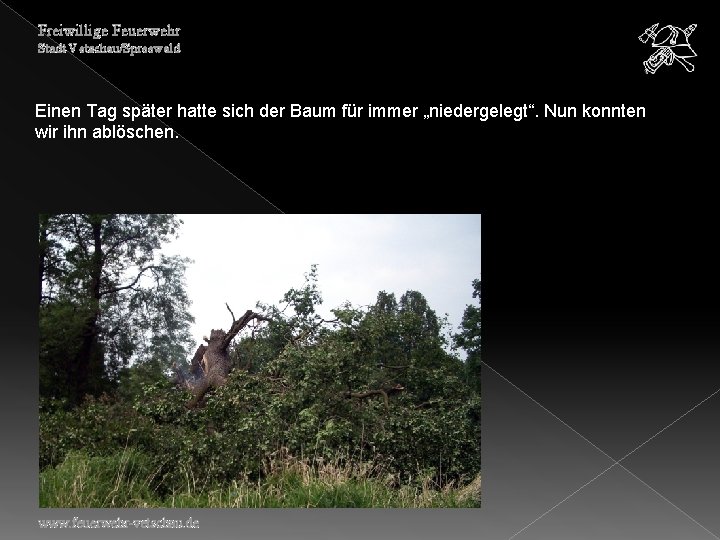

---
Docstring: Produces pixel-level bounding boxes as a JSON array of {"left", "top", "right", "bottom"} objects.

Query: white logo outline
[{"left": 639, "top": 23, "right": 697, "bottom": 74}]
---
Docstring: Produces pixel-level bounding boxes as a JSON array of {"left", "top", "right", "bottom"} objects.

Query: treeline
[{"left": 39, "top": 215, "right": 481, "bottom": 506}]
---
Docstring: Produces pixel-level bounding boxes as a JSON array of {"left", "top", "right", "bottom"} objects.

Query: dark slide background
[{"left": 1, "top": 3, "right": 718, "bottom": 539}]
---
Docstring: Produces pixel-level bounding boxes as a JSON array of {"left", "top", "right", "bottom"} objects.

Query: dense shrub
[
  {"left": 40, "top": 395, "right": 155, "bottom": 470},
  {"left": 40, "top": 365, "right": 480, "bottom": 496},
  {"left": 40, "top": 276, "right": 481, "bottom": 505}
]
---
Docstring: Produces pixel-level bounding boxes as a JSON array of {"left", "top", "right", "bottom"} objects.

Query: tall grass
[
  {"left": 40, "top": 450, "right": 479, "bottom": 508},
  {"left": 39, "top": 450, "right": 162, "bottom": 507}
]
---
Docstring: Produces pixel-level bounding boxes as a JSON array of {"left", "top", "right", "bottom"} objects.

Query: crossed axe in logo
[{"left": 639, "top": 23, "right": 697, "bottom": 74}]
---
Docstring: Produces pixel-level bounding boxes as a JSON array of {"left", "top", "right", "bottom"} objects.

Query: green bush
[
  {"left": 40, "top": 394, "right": 155, "bottom": 470},
  {"left": 39, "top": 279, "right": 481, "bottom": 506}
]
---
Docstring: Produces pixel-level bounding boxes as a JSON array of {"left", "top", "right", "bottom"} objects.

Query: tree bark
[
  {"left": 72, "top": 216, "right": 105, "bottom": 405},
  {"left": 184, "top": 309, "right": 269, "bottom": 408},
  {"left": 189, "top": 344, "right": 207, "bottom": 379}
]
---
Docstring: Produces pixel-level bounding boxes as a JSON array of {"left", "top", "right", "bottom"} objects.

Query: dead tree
[{"left": 181, "top": 307, "right": 270, "bottom": 408}]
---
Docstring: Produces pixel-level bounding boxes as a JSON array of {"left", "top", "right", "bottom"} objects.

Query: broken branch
[
  {"left": 220, "top": 310, "right": 271, "bottom": 352},
  {"left": 225, "top": 303, "right": 236, "bottom": 324},
  {"left": 342, "top": 384, "right": 405, "bottom": 410}
]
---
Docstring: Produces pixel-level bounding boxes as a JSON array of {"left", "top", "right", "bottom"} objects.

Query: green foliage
[
  {"left": 39, "top": 214, "right": 195, "bottom": 405},
  {"left": 454, "top": 279, "right": 481, "bottom": 393},
  {"left": 39, "top": 394, "right": 156, "bottom": 470},
  {"left": 39, "top": 266, "right": 481, "bottom": 507},
  {"left": 39, "top": 299, "right": 100, "bottom": 401},
  {"left": 116, "top": 358, "right": 174, "bottom": 403}
]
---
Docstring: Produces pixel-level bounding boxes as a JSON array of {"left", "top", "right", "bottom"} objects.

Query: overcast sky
[{"left": 161, "top": 214, "right": 481, "bottom": 351}]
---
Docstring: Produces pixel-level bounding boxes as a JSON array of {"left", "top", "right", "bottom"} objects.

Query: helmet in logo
[{"left": 651, "top": 25, "right": 697, "bottom": 58}]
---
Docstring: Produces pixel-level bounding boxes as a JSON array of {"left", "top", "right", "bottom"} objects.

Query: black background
[
  {"left": 6, "top": 5, "right": 712, "bottom": 211},
  {"left": 1, "top": 3, "right": 717, "bottom": 539}
]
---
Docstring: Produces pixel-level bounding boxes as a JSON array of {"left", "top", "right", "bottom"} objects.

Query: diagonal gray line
[
  {"left": 483, "top": 360, "right": 617, "bottom": 463},
  {"left": 483, "top": 361, "right": 720, "bottom": 540},
  {"left": 617, "top": 464, "right": 720, "bottom": 540},
  {"left": 507, "top": 461, "right": 619, "bottom": 540},
  {"left": 613, "top": 386, "right": 720, "bottom": 464},
  {"left": 1, "top": 1, "right": 284, "bottom": 214},
  {"left": 509, "top": 458, "right": 720, "bottom": 540}
]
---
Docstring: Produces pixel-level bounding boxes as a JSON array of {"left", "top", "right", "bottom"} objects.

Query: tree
[
  {"left": 180, "top": 308, "right": 270, "bottom": 408},
  {"left": 454, "top": 279, "right": 481, "bottom": 393},
  {"left": 39, "top": 214, "right": 195, "bottom": 406},
  {"left": 231, "top": 264, "right": 329, "bottom": 374},
  {"left": 41, "top": 267, "right": 482, "bottom": 494}
]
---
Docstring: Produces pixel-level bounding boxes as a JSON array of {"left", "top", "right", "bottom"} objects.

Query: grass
[
  {"left": 40, "top": 451, "right": 480, "bottom": 508},
  {"left": 39, "top": 450, "right": 161, "bottom": 507}
]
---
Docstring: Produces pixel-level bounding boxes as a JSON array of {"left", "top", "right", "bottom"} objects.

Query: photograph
[{"left": 39, "top": 214, "right": 481, "bottom": 508}]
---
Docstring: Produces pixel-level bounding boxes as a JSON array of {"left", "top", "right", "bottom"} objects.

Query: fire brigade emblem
[{"left": 639, "top": 23, "right": 697, "bottom": 74}]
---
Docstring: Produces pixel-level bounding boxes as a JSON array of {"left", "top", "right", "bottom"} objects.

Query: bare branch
[
  {"left": 414, "top": 399, "right": 442, "bottom": 410},
  {"left": 289, "top": 318, "right": 340, "bottom": 345},
  {"left": 342, "top": 384, "right": 405, "bottom": 411},
  {"left": 220, "top": 309, "right": 271, "bottom": 352},
  {"left": 98, "top": 265, "right": 160, "bottom": 296},
  {"left": 225, "top": 303, "right": 236, "bottom": 324},
  {"left": 103, "top": 230, "right": 146, "bottom": 263}
]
